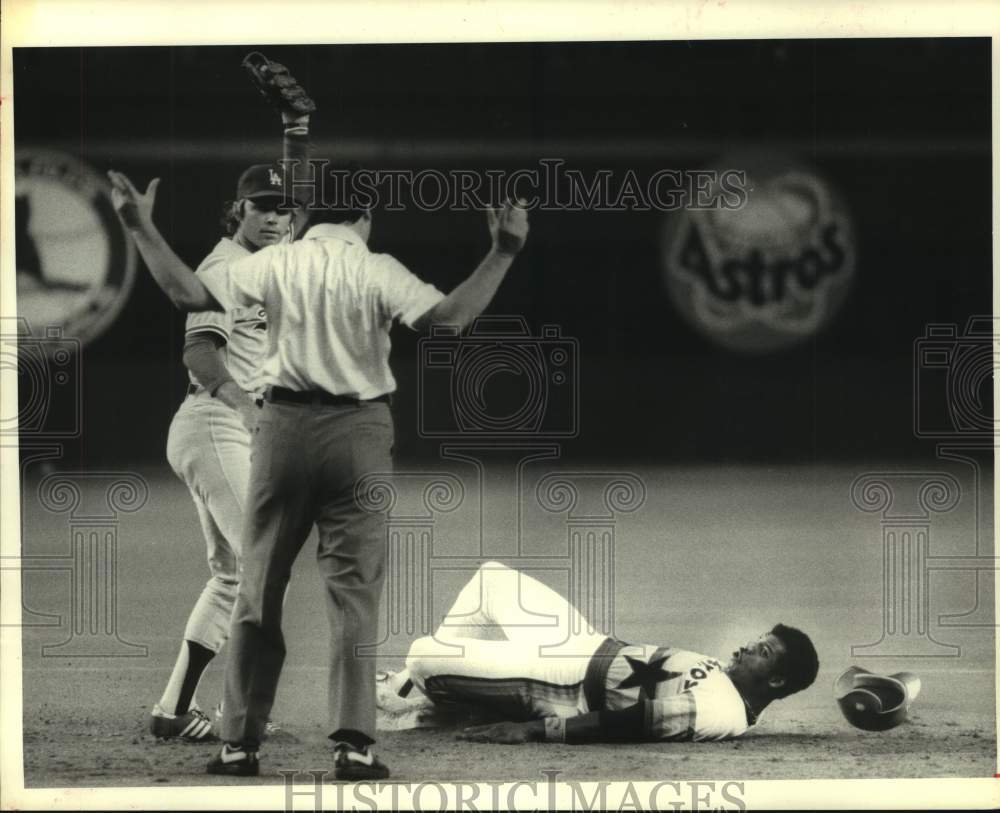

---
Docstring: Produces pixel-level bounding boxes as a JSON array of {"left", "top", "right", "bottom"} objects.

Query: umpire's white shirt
[{"left": 197, "top": 223, "right": 444, "bottom": 399}]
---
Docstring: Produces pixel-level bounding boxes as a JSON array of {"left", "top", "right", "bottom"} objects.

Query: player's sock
[
  {"left": 175, "top": 641, "right": 216, "bottom": 714},
  {"left": 159, "top": 640, "right": 216, "bottom": 715}
]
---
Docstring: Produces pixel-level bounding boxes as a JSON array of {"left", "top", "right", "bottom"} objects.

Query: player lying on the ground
[
  {"left": 377, "top": 561, "right": 819, "bottom": 743},
  {"left": 147, "top": 107, "right": 311, "bottom": 743}
]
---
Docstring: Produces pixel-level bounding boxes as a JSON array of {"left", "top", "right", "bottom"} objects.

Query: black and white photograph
[{"left": 1, "top": 2, "right": 997, "bottom": 809}]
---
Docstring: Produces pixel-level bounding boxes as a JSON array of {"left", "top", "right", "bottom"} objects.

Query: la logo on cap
[{"left": 268, "top": 168, "right": 281, "bottom": 187}]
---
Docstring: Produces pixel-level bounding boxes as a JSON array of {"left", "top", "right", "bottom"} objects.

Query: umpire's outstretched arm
[
  {"left": 412, "top": 200, "right": 530, "bottom": 332},
  {"left": 108, "top": 170, "right": 223, "bottom": 312},
  {"left": 110, "top": 170, "right": 531, "bottom": 323}
]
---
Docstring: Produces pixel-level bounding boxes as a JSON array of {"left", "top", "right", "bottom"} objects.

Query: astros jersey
[
  {"left": 599, "top": 642, "right": 752, "bottom": 741},
  {"left": 197, "top": 223, "right": 445, "bottom": 399},
  {"left": 185, "top": 238, "right": 269, "bottom": 397}
]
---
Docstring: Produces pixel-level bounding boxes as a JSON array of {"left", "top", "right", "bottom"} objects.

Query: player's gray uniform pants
[
  {"left": 166, "top": 392, "right": 249, "bottom": 653},
  {"left": 221, "top": 398, "right": 393, "bottom": 749}
]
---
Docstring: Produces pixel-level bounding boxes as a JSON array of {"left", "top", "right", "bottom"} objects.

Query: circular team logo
[
  {"left": 15, "top": 149, "right": 137, "bottom": 348},
  {"left": 662, "top": 152, "right": 856, "bottom": 354}
]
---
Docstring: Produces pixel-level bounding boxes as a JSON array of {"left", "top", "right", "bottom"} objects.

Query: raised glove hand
[
  {"left": 107, "top": 171, "right": 160, "bottom": 231},
  {"left": 487, "top": 199, "right": 530, "bottom": 256},
  {"left": 242, "top": 51, "right": 317, "bottom": 117}
]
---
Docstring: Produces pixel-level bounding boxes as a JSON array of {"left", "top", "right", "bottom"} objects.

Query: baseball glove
[{"left": 242, "top": 52, "right": 316, "bottom": 116}]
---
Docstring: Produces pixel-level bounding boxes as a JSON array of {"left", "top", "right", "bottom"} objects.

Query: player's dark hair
[
  {"left": 220, "top": 199, "right": 243, "bottom": 236},
  {"left": 769, "top": 623, "right": 819, "bottom": 698},
  {"left": 301, "top": 161, "right": 369, "bottom": 230}
]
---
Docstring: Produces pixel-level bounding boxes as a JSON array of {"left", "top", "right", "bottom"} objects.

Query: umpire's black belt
[{"left": 264, "top": 386, "right": 392, "bottom": 408}]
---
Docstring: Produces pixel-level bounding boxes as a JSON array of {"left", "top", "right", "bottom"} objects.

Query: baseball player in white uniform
[
  {"left": 148, "top": 116, "right": 311, "bottom": 741},
  {"left": 378, "top": 562, "right": 819, "bottom": 743},
  {"left": 109, "top": 162, "right": 530, "bottom": 780}
]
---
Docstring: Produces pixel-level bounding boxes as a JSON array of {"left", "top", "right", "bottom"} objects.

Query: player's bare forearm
[
  {"left": 282, "top": 112, "right": 312, "bottom": 230},
  {"left": 283, "top": 112, "right": 311, "bottom": 162},
  {"left": 130, "top": 227, "right": 222, "bottom": 312},
  {"left": 457, "top": 719, "right": 546, "bottom": 744},
  {"left": 414, "top": 201, "right": 529, "bottom": 331},
  {"left": 108, "top": 170, "right": 222, "bottom": 312},
  {"left": 213, "top": 380, "right": 250, "bottom": 410},
  {"left": 183, "top": 337, "right": 258, "bottom": 431},
  {"left": 215, "top": 381, "right": 260, "bottom": 432},
  {"left": 458, "top": 703, "right": 649, "bottom": 745},
  {"left": 183, "top": 336, "right": 239, "bottom": 398},
  {"left": 417, "top": 248, "right": 516, "bottom": 331}
]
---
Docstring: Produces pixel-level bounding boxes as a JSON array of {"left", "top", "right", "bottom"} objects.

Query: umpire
[{"left": 108, "top": 165, "right": 529, "bottom": 779}]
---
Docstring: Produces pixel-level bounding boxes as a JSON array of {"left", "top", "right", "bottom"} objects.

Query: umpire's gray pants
[{"left": 220, "top": 399, "right": 393, "bottom": 749}]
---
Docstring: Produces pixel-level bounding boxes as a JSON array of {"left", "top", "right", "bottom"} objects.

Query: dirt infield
[
  {"left": 19, "top": 663, "right": 997, "bottom": 785},
  {"left": 16, "top": 464, "right": 998, "bottom": 786}
]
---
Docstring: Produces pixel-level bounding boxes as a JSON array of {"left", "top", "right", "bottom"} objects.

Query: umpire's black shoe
[
  {"left": 206, "top": 743, "right": 259, "bottom": 777},
  {"left": 333, "top": 744, "right": 390, "bottom": 781}
]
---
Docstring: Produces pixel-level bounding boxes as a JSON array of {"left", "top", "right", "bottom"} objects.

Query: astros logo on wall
[
  {"left": 662, "top": 152, "right": 856, "bottom": 354},
  {"left": 14, "top": 149, "right": 137, "bottom": 349}
]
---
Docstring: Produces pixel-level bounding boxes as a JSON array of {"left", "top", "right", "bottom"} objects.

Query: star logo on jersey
[{"left": 617, "top": 655, "right": 681, "bottom": 699}]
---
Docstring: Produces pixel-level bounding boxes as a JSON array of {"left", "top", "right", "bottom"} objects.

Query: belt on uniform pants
[
  {"left": 187, "top": 383, "right": 202, "bottom": 396},
  {"left": 583, "top": 637, "right": 626, "bottom": 712},
  {"left": 265, "top": 386, "right": 392, "bottom": 408}
]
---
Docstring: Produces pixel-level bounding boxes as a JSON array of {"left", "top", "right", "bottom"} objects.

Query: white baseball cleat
[{"left": 149, "top": 703, "right": 216, "bottom": 742}]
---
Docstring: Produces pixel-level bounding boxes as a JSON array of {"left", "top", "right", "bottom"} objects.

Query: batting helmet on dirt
[{"left": 834, "top": 666, "right": 922, "bottom": 732}]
